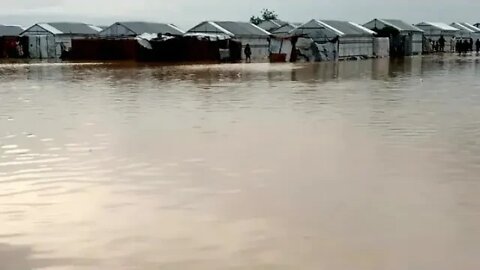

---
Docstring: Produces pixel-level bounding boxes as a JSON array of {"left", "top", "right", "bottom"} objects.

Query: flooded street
[{"left": 1, "top": 56, "right": 480, "bottom": 270}]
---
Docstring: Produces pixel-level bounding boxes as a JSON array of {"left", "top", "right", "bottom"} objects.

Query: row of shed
[{"left": 1, "top": 19, "right": 480, "bottom": 62}]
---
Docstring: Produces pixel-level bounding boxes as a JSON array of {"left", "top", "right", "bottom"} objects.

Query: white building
[
  {"left": 100, "top": 22, "right": 184, "bottom": 39},
  {"left": 290, "top": 19, "right": 377, "bottom": 60},
  {"left": 20, "top": 22, "right": 101, "bottom": 59},
  {"left": 364, "top": 19, "right": 423, "bottom": 56},
  {"left": 415, "top": 22, "right": 459, "bottom": 52},
  {"left": 186, "top": 21, "right": 271, "bottom": 61},
  {"left": 450, "top": 22, "right": 480, "bottom": 41}
]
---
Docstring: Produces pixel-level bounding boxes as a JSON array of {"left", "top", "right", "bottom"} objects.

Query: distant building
[
  {"left": 20, "top": 22, "right": 101, "bottom": 59},
  {"left": 364, "top": 19, "right": 423, "bottom": 56},
  {"left": 100, "top": 22, "right": 184, "bottom": 39},
  {"left": 415, "top": 22, "right": 459, "bottom": 52},
  {"left": 187, "top": 21, "right": 271, "bottom": 61},
  {"left": 290, "top": 19, "right": 377, "bottom": 61},
  {"left": 0, "top": 25, "right": 26, "bottom": 58},
  {"left": 257, "top": 19, "right": 287, "bottom": 33},
  {"left": 0, "top": 25, "right": 24, "bottom": 37},
  {"left": 450, "top": 22, "right": 480, "bottom": 40}
]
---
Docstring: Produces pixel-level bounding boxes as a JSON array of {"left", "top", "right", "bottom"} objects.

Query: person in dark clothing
[
  {"left": 476, "top": 39, "right": 480, "bottom": 54},
  {"left": 244, "top": 44, "right": 252, "bottom": 63},
  {"left": 470, "top": 38, "right": 474, "bottom": 52},
  {"left": 456, "top": 40, "right": 461, "bottom": 55},
  {"left": 438, "top": 35, "right": 446, "bottom": 52},
  {"left": 462, "top": 40, "right": 469, "bottom": 56}
]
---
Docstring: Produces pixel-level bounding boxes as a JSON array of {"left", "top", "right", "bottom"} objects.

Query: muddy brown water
[{"left": 1, "top": 56, "right": 480, "bottom": 270}]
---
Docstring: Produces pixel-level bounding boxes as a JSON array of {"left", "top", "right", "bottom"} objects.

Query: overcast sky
[{"left": 1, "top": 0, "right": 479, "bottom": 30}]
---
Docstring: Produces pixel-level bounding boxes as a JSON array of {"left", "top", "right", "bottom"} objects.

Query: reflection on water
[{"left": 1, "top": 56, "right": 480, "bottom": 270}]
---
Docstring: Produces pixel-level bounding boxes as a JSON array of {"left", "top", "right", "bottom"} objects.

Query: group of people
[
  {"left": 454, "top": 37, "right": 480, "bottom": 55},
  {"left": 428, "top": 35, "right": 480, "bottom": 55},
  {"left": 430, "top": 36, "right": 447, "bottom": 52}
]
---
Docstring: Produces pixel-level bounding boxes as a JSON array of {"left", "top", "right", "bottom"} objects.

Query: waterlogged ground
[{"left": 1, "top": 56, "right": 480, "bottom": 270}]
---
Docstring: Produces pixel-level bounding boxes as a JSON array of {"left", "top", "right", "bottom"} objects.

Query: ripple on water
[
  {"left": 1, "top": 145, "right": 18, "bottom": 149},
  {"left": 0, "top": 157, "right": 69, "bottom": 167},
  {"left": 4, "top": 149, "right": 30, "bottom": 155}
]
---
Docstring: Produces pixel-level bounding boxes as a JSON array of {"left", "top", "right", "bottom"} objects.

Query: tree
[{"left": 250, "top": 9, "right": 279, "bottom": 25}]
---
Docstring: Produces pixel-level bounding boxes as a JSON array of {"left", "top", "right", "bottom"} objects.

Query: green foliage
[
  {"left": 250, "top": 16, "right": 262, "bottom": 25},
  {"left": 250, "top": 9, "right": 279, "bottom": 25}
]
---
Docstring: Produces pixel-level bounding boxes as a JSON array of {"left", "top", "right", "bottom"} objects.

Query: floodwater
[{"left": 0, "top": 56, "right": 480, "bottom": 270}]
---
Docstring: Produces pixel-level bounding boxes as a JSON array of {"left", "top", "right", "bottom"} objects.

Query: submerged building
[
  {"left": 20, "top": 22, "right": 101, "bottom": 59},
  {"left": 364, "top": 19, "right": 423, "bottom": 56},
  {"left": 414, "top": 22, "right": 458, "bottom": 52},
  {"left": 290, "top": 19, "right": 378, "bottom": 61},
  {"left": 100, "top": 22, "right": 185, "bottom": 39},
  {"left": 187, "top": 21, "right": 271, "bottom": 61}
]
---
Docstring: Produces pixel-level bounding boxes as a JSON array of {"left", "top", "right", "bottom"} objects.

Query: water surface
[{"left": 1, "top": 56, "right": 480, "bottom": 270}]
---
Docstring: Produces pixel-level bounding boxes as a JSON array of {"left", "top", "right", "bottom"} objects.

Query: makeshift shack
[
  {"left": 364, "top": 19, "right": 423, "bottom": 56},
  {"left": 415, "top": 22, "right": 458, "bottom": 52},
  {"left": 20, "top": 22, "right": 101, "bottom": 59},
  {"left": 290, "top": 19, "right": 377, "bottom": 61},
  {"left": 0, "top": 25, "right": 27, "bottom": 58},
  {"left": 187, "top": 21, "right": 271, "bottom": 61}
]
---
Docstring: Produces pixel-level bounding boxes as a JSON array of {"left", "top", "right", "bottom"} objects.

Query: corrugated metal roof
[
  {"left": 291, "top": 19, "right": 375, "bottom": 43},
  {"left": 416, "top": 22, "right": 459, "bottom": 31},
  {"left": 290, "top": 20, "right": 341, "bottom": 40},
  {"left": 462, "top": 22, "right": 480, "bottom": 32},
  {"left": 30, "top": 22, "right": 101, "bottom": 35},
  {"left": 0, "top": 25, "right": 24, "bottom": 36},
  {"left": 272, "top": 23, "right": 300, "bottom": 34},
  {"left": 183, "top": 32, "right": 231, "bottom": 40},
  {"left": 213, "top": 21, "right": 270, "bottom": 37},
  {"left": 117, "top": 22, "right": 185, "bottom": 35},
  {"left": 257, "top": 19, "right": 287, "bottom": 32},
  {"left": 47, "top": 22, "right": 100, "bottom": 34},
  {"left": 89, "top": 25, "right": 103, "bottom": 32},
  {"left": 188, "top": 21, "right": 270, "bottom": 37},
  {"left": 379, "top": 19, "right": 423, "bottom": 32},
  {"left": 37, "top": 23, "right": 62, "bottom": 34},
  {"left": 452, "top": 22, "right": 480, "bottom": 32},
  {"left": 451, "top": 22, "right": 474, "bottom": 32},
  {"left": 321, "top": 20, "right": 374, "bottom": 36},
  {"left": 349, "top": 22, "right": 377, "bottom": 35}
]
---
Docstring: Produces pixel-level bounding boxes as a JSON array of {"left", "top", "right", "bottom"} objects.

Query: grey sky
[{"left": 1, "top": 0, "right": 479, "bottom": 30}]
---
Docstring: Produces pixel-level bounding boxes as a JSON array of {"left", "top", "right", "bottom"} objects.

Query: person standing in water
[
  {"left": 476, "top": 39, "right": 480, "bottom": 54},
  {"left": 462, "top": 40, "right": 469, "bottom": 56},
  {"left": 438, "top": 35, "right": 446, "bottom": 52},
  {"left": 450, "top": 37, "right": 456, "bottom": 53},
  {"left": 244, "top": 44, "right": 252, "bottom": 63}
]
